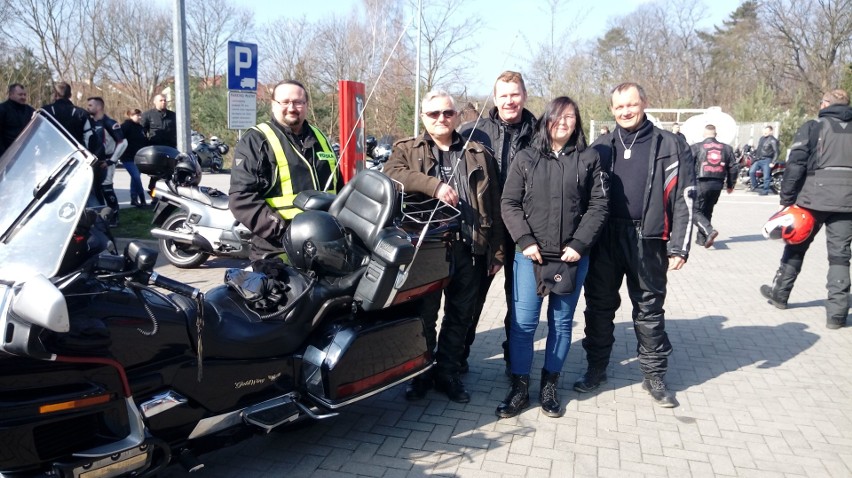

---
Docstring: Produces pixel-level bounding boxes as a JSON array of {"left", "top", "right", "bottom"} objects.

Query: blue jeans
[
  {"left": 510, "top": 252, "right": 590, "bottom": 375},
  {"left": 122, "top": 161, "right": 146, "bottom": 202},
  {"left": 749, "top": 158, "right": 772, "bottom": 192}
]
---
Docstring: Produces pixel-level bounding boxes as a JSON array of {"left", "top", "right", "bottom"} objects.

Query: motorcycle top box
[{"left": 135, "top": 145, "right": 181, "bottom": 178}]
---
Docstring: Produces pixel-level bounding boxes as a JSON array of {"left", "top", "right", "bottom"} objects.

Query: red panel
[{"left": 338, "top": 81, "right": 366, "bottom": 184}]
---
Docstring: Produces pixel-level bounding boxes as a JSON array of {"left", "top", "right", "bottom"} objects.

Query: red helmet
[{"left": 762, "top": 205, "right": 815, "bottom": 245}]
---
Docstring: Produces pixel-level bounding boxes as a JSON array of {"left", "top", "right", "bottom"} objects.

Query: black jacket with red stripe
[{"left": 592, "top": 125, "right": 695, "bottom": 259}]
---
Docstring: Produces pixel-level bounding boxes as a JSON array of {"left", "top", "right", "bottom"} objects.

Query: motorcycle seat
[
  {"left": 176, "top": 185, "right": 230, "bottom": 210},
  {"left": 182, "top": 267, "right": 363, "bottom": 359}
]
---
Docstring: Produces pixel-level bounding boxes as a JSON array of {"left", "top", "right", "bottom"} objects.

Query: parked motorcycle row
[{"left": 0, "top": 112, "right": 451, "bottom": 477}]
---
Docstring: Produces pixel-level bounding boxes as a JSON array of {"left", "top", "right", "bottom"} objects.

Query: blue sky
[{"left": 243, "top": 0, "right": 745, "bottom": 95}]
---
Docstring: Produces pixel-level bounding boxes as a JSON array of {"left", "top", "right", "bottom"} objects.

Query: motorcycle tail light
[
  {"left": 335, "top": 353, "right": 431, "bottom": 398},
  {"left": 39, "top": 393, "right": 112, "bottom": 414}
]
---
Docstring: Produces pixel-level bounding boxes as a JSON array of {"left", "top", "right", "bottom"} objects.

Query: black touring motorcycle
[{"left": 0, "top": 111, "right": 457, "bottom": 477}]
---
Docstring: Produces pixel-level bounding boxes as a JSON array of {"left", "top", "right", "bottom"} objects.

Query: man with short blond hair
[
  {"left": 459, "top": 71, "right": 537, "bottom": 374},
  {"left": 385, "top": 90, "right": 504, "bottom": 403}
]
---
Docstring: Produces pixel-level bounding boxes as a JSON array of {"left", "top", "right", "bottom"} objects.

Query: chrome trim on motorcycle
[
  {"left": 150, "top": 228, "right": 196, "bottom": 245},
  {"left": 187, "top": 409, "right": 244, "bottom": 440},
  {"left": 73, "top": 398, "right": 146, "bottom": 458},
  {"left": 140, "top": 391, "right": 188, "bottom": 418},
  {"left": 309, "top": 364, "right": 433, "bottom": 410},
  {"left": 242, "top": 395, "right": 304, "bottom": 431},
  {"left": 294, "top": 400, "right": 339, "bottom": 420}
]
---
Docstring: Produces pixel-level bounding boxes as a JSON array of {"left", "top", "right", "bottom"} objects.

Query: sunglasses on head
[{"left": 423, "top": 109, "right": 457, "bottom": 119}]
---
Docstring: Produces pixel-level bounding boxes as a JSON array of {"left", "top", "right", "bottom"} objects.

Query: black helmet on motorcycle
[
  {"left": 173, "top": 153, "right": 202, "bottom": 187},
  {"left": 283, "top": 210, "right": 355, "bottom": 277},
  {"left": 762, "top": 205, "right": 815, "bottom": 245}
]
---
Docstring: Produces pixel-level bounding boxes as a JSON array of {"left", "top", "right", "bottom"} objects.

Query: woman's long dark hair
[{"left": 531, "top": 96, "right": 587, "bottom": 156}]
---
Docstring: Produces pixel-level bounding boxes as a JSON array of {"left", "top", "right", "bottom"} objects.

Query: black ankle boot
[
  {"left": 496, "top": 374, "right": 529, "bottom": 418},
  {"left": 539, "top": 369, "right": 562, "bottom": 417},
  {"left": 572, "top": 366, "right": 607, "bottom": 393},
  {"left": 760, "top": 264, "right": 799, "bottom": 309}
]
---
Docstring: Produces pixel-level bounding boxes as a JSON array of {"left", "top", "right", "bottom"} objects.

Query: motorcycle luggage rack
[{"left": 391, "top": 180, "right": 461, "bottom": 229}]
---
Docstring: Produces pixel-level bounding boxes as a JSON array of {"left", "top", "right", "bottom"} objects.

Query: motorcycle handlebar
[{"left": 150, "top": 271, "right": 201, "bottom": 299}]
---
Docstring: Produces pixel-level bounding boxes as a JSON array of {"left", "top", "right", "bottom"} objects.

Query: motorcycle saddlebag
[
  {"left": 302, "top": 314, "right": 430, "bottom": 408},
  {"left": 354, "top": 228, "right": 450, "bottom": 311}
]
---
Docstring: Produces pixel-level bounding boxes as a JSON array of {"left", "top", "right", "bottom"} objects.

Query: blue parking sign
[{"left": 228, "top": 41, "right": 258, "bottom": 91}]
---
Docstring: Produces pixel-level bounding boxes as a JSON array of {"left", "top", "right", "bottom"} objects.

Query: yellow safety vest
[{"left": 253, "top": 122, "right": 337, "bottom": 219}]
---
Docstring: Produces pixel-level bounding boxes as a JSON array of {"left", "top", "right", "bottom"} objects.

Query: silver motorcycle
[{"left": 136, "top": 146, "right": 252, "bottom": 268}]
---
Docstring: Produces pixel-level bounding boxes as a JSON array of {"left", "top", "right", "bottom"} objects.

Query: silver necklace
[{"left": 618, "top": 130, "right": 638, "bottom": 159}]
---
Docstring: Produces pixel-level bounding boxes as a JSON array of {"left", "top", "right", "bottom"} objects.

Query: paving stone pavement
[{"left": 111, "top": 169, "right": 852, "bottom": 477}]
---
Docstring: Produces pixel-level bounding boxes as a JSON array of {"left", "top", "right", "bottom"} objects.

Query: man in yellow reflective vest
[{"left": 229, "top": 80, "right": 339, "bottom": 261}]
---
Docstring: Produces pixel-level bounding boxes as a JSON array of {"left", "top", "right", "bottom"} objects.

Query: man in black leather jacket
[
  {"left": 573, "top": 82, "right": 695, "bottom": 409},
  {"left": 749, "top": 125, "right": 780, "bottom": 195},
  {"left": 691, "top": 124, "right": 737, "bottom": 248},
  {"left": 141, "top": 94, "right": 177, "bottom": 199},
  {"left": 43, "top": 82, "right": 97, "bottom": 154},
  {"left": 0, "top": 83, "right": 35, "bottom": 156},
  {"left": 760, "top": 89, "right": 852, "bottom": 329},
  {"left": 457, "top": 71, "right": 536, "bottom": 374}
]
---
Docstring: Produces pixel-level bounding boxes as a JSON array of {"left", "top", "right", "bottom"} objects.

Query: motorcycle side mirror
[
  {"left": 125, "top": 241, "right": 159, "bottom": 273},
  {"left": 11, "top": 274, "right": 70, "bottom": 333}
]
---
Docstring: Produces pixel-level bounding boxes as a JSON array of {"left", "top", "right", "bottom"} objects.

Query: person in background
[
  {"left": 691, "top": 124, "right": 737, "bottom": 248},
  {"left": 761, "top": 89, "right": 852, "bottom": 330},
  {"left": 121, "top": 108, "right": 150, "bottom": 207},
  {"left": 671, "top": 122, "right": 687, "bottom": 143},
  {"left": 43, "top": 81, "right": 97, "bottom": 153},
  {"left": 141, "top": 94, "right": 177, "bottom": 201},
  {"left": 0, "top": 83, "right": 35, "bottom": 156},
  {"left": 87, "top": 96, "right": 126, "bottom": 227},
  {"left": 497, "top": 96, "right": 608, "bottom": 418},
  {"left": 749, "top": 125, "right": 780, "bottom": 196}
]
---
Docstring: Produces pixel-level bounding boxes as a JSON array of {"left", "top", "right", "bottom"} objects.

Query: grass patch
[{"left": 114, "top": 206, "right": 156, "bottom": 240}]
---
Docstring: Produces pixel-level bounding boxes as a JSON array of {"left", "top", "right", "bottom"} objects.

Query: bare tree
[
  {"left": 8, "top": 0, "right": 84, "bottom": 80},
  {"left": 98, "top": 0, "right": 173, "bottom": 107},
  {"left": 260, "top": 16, "right": 317, "bottom": 89},
  {"left": 409, "top": 0, "right": 480, "bottom": 92},
  {"left": 186, "top": 0, "right": 255, "bottom": 83},
  {"left": 761, "top": 0, "right": 852, "bottom": 96},
  {"left": 526, "top": 0, "right": 587, "bottom": 101}
]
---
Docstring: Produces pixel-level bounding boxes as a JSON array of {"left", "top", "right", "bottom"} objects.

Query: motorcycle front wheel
[{"left": 159, "top": 212, "right": 210, "bottom": 268}]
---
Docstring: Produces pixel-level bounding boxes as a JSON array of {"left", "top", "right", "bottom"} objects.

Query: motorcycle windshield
[{"left": 0, "top": 112, "right": 93, "bottom": 281}]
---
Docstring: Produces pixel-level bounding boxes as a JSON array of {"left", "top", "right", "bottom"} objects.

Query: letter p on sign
[{"left": 235, "top": 46, "right": 252, "bottom": 75}]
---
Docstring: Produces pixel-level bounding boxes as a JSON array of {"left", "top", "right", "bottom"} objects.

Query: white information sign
[{"left": 228, "top": 91, "right": 257, "bottom": 130}]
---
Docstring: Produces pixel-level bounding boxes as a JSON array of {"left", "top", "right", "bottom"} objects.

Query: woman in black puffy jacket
[
  {"left": 120, "top": 108, "right": 150, "bottom": 207},
  {"left": 497, "top": 96, "right": 609, "bottom": 419}
]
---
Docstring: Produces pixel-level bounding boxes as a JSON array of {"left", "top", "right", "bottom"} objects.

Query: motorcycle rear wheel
[{"left": 159, "top": 212, "right": 210, "bottom": 268}]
